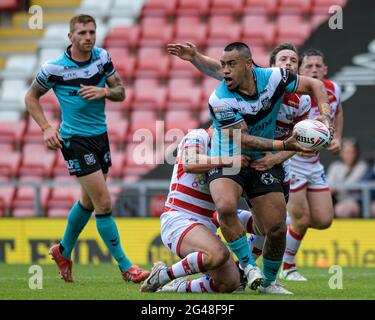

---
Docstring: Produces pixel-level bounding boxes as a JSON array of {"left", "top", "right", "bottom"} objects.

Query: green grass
[{"left": 1, "top": 264, "right": 375, "bottom": 300}]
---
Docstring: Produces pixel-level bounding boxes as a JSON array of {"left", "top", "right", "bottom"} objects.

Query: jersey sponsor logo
[
  {"left": 62, "top": 71, "right": 78, "bottom": 81},
  {"left": 84, "top": 153, "right": 96, "bottom": 166},
  {"left": 97, "top": 63, "right": 104, "bottom": 74},
  {"left": 212, "top": 106, "right": 236, "bottom": 121},
  {"left": 261, "top": 96, "right": 272, "bottom": 110},
  {"left": 249, "top": 117, "right": 273, "bottom": 133},
  {"left": 261, "top": 172, "right": 275, "bottom": 185},
  {"left": 66, "top": 159, "right": 81, "bottom": 172}
]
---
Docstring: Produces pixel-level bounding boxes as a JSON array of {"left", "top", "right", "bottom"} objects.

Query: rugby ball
[{"left": 293, "top": 119, "right": 330, "bottom": 150}]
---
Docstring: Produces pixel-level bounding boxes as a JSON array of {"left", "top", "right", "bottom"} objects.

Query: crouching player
[{"left": 140, "top": 128, "right": 251, "bottom": 293}]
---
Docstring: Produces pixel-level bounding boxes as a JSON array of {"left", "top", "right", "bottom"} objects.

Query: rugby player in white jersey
[{"left": 279, "top": 49, "right": 344, "bottom": 281}]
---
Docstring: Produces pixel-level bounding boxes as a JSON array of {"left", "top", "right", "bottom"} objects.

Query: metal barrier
[{"left": 1, "top": 180, "right": 375, "bottom": 217}]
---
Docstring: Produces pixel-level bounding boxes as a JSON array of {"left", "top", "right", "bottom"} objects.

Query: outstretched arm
[{"left": 167, "top": 42, "right": 223, "bottom": 80}]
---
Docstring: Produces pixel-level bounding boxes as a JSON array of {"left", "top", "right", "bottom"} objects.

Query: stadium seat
[
  {"left": 276, "top": 15, "right": 312, "bottom": 46},
  {"left": 141, "top": 0, "right": 178, "bottom": 18},
  {"left": 278, "top": 0, "right": 312, "bottom": 15},
  {"left": 0, "top": 54, "right": 37, "bottom": 80},
  {"left": 122, "top": 143, "right": 157, "bottom": 178},
  {"left": 241, "top": 15, "right": 276, "bottom": 47},
  {"left": 164, "top": 110, "right": 199, "bottom": 134},
  {"left": 105, "top": 87, "right": 133, "bottom": 113},
  {"left": 134, "top": 49, "right": 170, "bottom": 79},
  {"left": 205, "top": 45, "right": 224, "bottom": 61},
  {"left": 53, "top": 152, "right": 68, "bottom": 177},
  {"left": 39, "top": 90, "right": 60, "bottom": 113},
  {"left": 168, "top": 56, "right": 204, "bottom": 79},
  {"left": 23, "top": 118, "right": 60, "bottom": 144},
  {"left": 19, "top": 148, "right": 56, "bottom": 179},
  {"left": 47, "top": 185, "right": 81, "bottom": 216},
  {"left": 127, "top": 110, "right": 161, "bottom": 142},
  {"left": 0, "top": 151, "right": 21, "bottom": 179},
  {"left": 0, "top": 79, "right": 28, "bottom": 106},
  {"left": 0, "top": 0, "right": 19, "bottom": 10},
  {"left": 109, "top": 0, "right": 145, "bottom": 19},
  {"left": 106, "top": 47, "right": 136, "bottom": 80},
  {"left": 202, "top": 77, "right": 221, "bottom": 103},
  {"left": 103, "top": 26, "right": 141, "bottom": 49},
  {"left": 12, "top": 186, "right": 50, "bottom": 217},
  {"left": 107, "top": 118, "right": 129, "bottom": 147},
  {"left": 108, "top": 151, "right": 126, "bottom": 179},
  {"left": 0, "top": 110, "right": 23, "bottom": 122},
  {"left": 139, "top": 17, "right": 174, "bottom": 48},
  {"left": 312, "top": 0, "right": 347, "bottom": 14},
  {"left": 209, "top": 0, "right": 245, "bottom": 16},
  {"left": 243, "top": 0, "right": 278, "bottom": 16},
  {"left": 310, "top": 13, "right": 330, "bottom": 29},
  {"left": 200, "top": 109, "right": 211, "bottom": 124},
  {"left": 207, "top": 15, "right": 242, "bottom": 46},
  {"left": 0, "top": 186, "right": 16, "bottom": 215},
  {"left": 173, "top": 16, "right": 208, "bottom": 48},
  {"left": 132, "top": 79, "right": 167, "bottom": 111},
  {"left": 166, "top": 78, "right": 202, "bottom": 110},
  {"left": 177, "top": 0, "right": 211, "bottom": 17},
  {"left": 0, "top": 120, "right": 26, "bottom": 147}
]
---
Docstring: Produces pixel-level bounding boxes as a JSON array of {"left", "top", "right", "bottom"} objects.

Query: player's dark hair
[
  {"left": 70, "top": 14, "right": 96, "bottom": 32},
  {"left": 269, "top": 42, "right": 298, "bottom": 66},
  {"left": 299, "top": 48, "right": 326, "bottom": 66},
  {"left": 224, "top": 42, "right": 252, "bottom": 59}
]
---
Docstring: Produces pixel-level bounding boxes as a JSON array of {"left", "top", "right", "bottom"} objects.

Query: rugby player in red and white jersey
[
  {"left": 278, "top": 49, "right": 344, "bottom": 281},
  {"left": 140, "top": 128, "right": 253, "bottom": 293}
]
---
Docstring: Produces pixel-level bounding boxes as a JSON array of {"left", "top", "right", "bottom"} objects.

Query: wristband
[{"left": 272, "top": 140, "right": 284, "bottom": 151}]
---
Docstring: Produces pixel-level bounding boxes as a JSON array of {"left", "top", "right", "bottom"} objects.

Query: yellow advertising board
[{"left": 0, "top": 218, "right": 374, "bottom": 267}]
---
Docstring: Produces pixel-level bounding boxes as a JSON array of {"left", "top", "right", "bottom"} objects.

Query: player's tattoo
[
  {"left": 30, "top": 80, "right": 48, "bottom": 98},
  {"left": 105, "top": 72, "right": 125, "bottom": 101}
]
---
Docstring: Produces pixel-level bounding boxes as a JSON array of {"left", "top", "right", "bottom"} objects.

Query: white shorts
[
  {"left": 160, "top": 210, "right": 218, "bottom": 258},
  {"left": 283, "top": 159, "right": 291, "bottom": 184},
  {"left": 289, "top": 160, "right": 330, "bottom": 192}
]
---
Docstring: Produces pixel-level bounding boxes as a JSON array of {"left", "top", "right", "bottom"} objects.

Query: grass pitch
[{"left": 1, "top": 264, "right": 374, "bottom": 300}]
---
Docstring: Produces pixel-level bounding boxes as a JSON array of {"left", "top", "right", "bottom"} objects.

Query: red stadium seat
[
  {"left": 312, "top": 0, "right": 347, "bottom": 14},
  {"left": 310, "top": 13, "right": 330, "bottom": 29},
  {"left": 168, "top": 56, "right": 204, "bottom": 79},
  {"left": 19, "top": 148, "right": 56, "bottom": 179},
  {"left": 200, "top": 109, "right": 211, "bottom": 123},
  {"left": 122, "top": 143, "right": 157, "bottom": 177},
  {"left": 141, "top": 0, "right": 178, "bottom": 18},
  {"left": 106, "top": 87, "right": 133, "bottom": 113},
  {"left": 139, "top": 17, "right": 174, "bottom": 47},
  {"left": 47, "top": 185, "right": 81, "bottom": 216},
  {"left": 207, "top": 16, "right": 242, "bottom": 46},
  {"left": 241, "top": 15, "right": 276, "bottom": 47},
  {"left": 53, "top": 152, "right": 69, "bottom": 177},
  {"left": 107, "top": 151, "right": 126, "bottom": 179},
  {"left": 134, "top": 51, "right": 170, "bottom": 79},
  {"left": 127, "top": 110, "right": 161, "bottom": 142},
  {"left": 166, "top": 78, "right": 202, "bottom": 110},
  {"left": 210, "top": 0, "right": 245, "bottom": 16},
  {"left": 132, "top": 79, "right": 167, "bottom": 111},
  {"left": 104, "top": 26, "right": 141, "bottom": 49},
  {"left": 177, "top": 0, "right": 211, "bottom": 16},
  {"left": 107, "top": 119, "right": 129, "bottom": 147},
  {"left": 202, "top": 77, "right": 221, "bottom": 102},
  {"left": 243, "top": 0, "right": 278, "bottom": 16},
  {"left": 106, "top": 47, "right": 136, "bottom": 81},
  {"left": 0, "top": 151, "right": 21, "bottom": 179},
  {"left": 12, "top": 186, "right": 50, "bottom": 217},
  {"left": 0, "top": 0, "right": 19, "bottom": 10},
  {"left": 205, "top": 45, "right": 224, "bottom": 61},
  {"left": 164, "top": 110, "right": 199, "bottom": 133},
  {"left": 276, "top": 15, "right": 312, "bottom": 46},
  {"left": 173, "top": 16, "right": 208, "bottom": 48},
  {"left": 0, "top": 186, "right": 16, "bottom": 214},
  {"left": 0, "top": 121, "right": 26, "bottom": 147},
  {"left": 278, "top": 0, "right": 312, "bottom": 15}
]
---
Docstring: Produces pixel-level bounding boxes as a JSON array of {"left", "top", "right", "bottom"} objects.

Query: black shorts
[
  {"left": 207, "top": 164, "right": 285, "bottom": 200},
  {"left": 60, "top": 132, "right": 112, "bottom": 177}
]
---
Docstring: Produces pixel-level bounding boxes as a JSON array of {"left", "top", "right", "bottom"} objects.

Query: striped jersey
[
  {"left": 275, "top": 93, "right": 311, "bottom": 140},
  {"left": 165, "top": 129, "right": 216, "bottom": 219},
  {"left": 292, "top": 79, "right": 341, "bottom": 163},
  {"left": 36, "top": 45, "right": 116, "bottom": 138},
  {"left": 209, "top": 67, "right": 299, "bottom": 160}
]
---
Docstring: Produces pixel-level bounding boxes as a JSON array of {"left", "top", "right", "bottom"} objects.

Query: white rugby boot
[
  {"left": 140, "top": 261, "right": 169, "bottom": 292},
  {"left": 157, "top": 277, "right": 188, "bottom": 293},
  {"left": 279, "top": 267, "right": 307, "bottom": 281},
  {"left": 258, "top": 282, "right": 294, "bottom": 295},
  {"left": 244, "top": 264, "right": 265, "bottom": 290}
]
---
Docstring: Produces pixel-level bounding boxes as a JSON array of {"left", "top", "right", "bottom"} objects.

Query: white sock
[
  {"left": 283, "top": 226, "right": 304, "bottom": 270},
  {"left": 187, "top": 275, "right": 218, "bottom": 293}
]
